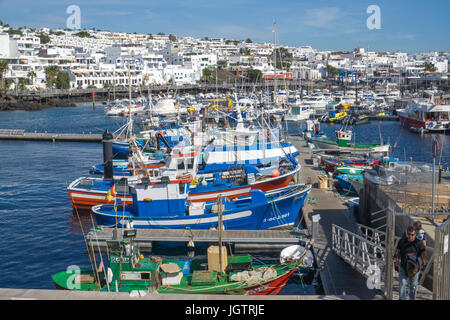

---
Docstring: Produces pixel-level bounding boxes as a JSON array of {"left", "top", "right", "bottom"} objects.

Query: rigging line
[
  {"left": 112, "top": 121, "right": 129, "bottom": 137},
  {"left": 73, "top": 205, "right": 100, "bottom": 290},
  {"left": 261, "top": 115, "right": 293, "bottom": 163},
  {"left": 438, "top": 136, "right": 445, "bottom": 165},
  {"left": 269, "top": 196, "right": 289, "bottom": 228},
  {"left": 88, "top": 213, "right": 110, "bottom": 292}
]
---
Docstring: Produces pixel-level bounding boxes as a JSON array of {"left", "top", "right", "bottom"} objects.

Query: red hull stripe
[
  {"left": 188, "top": 174, "right": 293, "bottom": 202},
  {"left": 246, "top": 268, "right": 296, "bottom": 295},
  {"left": 399, "top": 115, "right": 425, "bottom": 128}
]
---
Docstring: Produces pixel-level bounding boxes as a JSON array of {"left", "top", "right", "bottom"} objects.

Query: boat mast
[
  {"left": 127, "top": 61, "right": 133, "bottom": 139},
  {"left": 273, "top": 20, "right": 278, "bottom": 103},
  {"left": 113, "top": 68, "right": 116, "bottom": 101},
  {"left": 217, "top": 194, "right": 224, "bottom": 279}
]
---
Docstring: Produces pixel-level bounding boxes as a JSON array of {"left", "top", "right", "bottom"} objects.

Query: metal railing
[
  {"left": 433, "top": 218, "right": 450, "bottom": 300},
  {"left": 332, "top": 224, "right": 386, "bottom": 287},
  {"left": 384, "top": 209, "right": 450, "bottom": 299}
]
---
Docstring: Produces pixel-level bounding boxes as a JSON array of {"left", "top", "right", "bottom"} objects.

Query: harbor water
[{"left": 0, "top": 103, "right": 448, "bottom": 294}]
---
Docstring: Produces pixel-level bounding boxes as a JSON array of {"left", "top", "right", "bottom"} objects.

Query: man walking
[{"left": 394, "top": 225, "right": 427, "bottom": 300}]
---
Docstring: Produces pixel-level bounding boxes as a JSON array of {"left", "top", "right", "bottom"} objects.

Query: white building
[
  {"left": 69, "top": 68, "right": 143, "bottom": 89},
  {"left": 183, "top": 53, "right": 217, "bottom": 73},
  {"left": 0, "top": 33, "right": 19, "bottom": 58},
  {"left": 13, "top": 35, "right": 41, "bottom": 57},
  {"left": 163, "top": 65, "right": 197, "bottom": 85},
  {"left": 294, "top": 66, "right": 321, "bottom": 80}
]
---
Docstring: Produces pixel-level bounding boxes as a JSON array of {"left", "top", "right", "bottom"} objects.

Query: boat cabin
[
  {"left": 104, "top": 229, "right": 254, "bottom": 293},
  {"left": 336, "top": 130, "right": 352, "bottom": 147}
]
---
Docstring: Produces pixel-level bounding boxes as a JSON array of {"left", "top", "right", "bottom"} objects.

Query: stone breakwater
[{"left": 0, "top": 91, "right": 84, "bottom": 111}]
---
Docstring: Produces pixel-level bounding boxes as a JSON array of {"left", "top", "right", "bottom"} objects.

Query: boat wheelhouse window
[
  {"left": 178, "top": 160, "right": 185, "bottom": 170},
  {"left": 187, "top": 159, "right": 194, "bottom": 170},
  {"left": 79, "top": 179, "right": 94, "bottom": 186},
  {"left": 120, "top": 272, "right": 151, "bottom": 281},
  {"left": 149, "top": 170, "right": 159, "bottom": 177},
  {"left": 116, "top": 178, "right": 129, "bottom": 194},
  {"left": 179, "top": 183, "right": 185, "bottom": 194}
]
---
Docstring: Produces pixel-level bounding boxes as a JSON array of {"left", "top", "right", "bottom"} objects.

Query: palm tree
[
  {"left": 0, "top": 59, "right": 10, "bottom": 91},
  {"left": 44, "top": 65, "right": 60, "bottom": 89},
  {"left": 18, "top": 77, "right": 28, "bottom": 91},
  {"left": 27, "top": 70, "right": 37, "bottom": 87}
]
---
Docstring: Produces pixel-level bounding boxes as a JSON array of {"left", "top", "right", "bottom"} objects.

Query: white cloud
[{"left": 302, "top": 7, "right": 341, "bottom": 28}]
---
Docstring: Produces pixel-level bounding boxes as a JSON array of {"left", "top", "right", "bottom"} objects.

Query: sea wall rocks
[{"left": 0, "top": 91, "right": 80, "bottom": 111}]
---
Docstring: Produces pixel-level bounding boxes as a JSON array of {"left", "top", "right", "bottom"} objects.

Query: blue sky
[{"left": 1, "top": 0, "right": 449, "bottom": 53}]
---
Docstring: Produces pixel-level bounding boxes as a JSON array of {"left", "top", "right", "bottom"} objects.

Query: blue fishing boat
[
  {"left": 347, "top": 197, "right": 360, "bottom": 219},
  {"left": 89, "top": 153, "right": 166, "bottom": 177},
  {"left": 335, "top": 174, "right": 363, "bottom": 194},
  {"left": 68, "top": 177, "right": 135, "bottom": 211},
  {"left": 70, "top": 130, "right": 302, "bottom": 211},
  {"left": 112, "top": 139, "right": 147, "bottom": 156},
  {"left": 69, "top": 161, "right": 301, "bottom": 210},
  {"left": 92, "top": 183, "right": 311, "bottom": 230},
  {"left": 198, "top": 125, "right": 298, "bottom": 173},
  {"left": 348, "top": 197, "right": 359, "bottom": 208}
]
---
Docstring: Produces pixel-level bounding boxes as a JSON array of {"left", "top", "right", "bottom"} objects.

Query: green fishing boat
[
  {"left": 310, "top": 129, "right": 389, "bottom": 155},
  {"left": 334, "top": 166, "right": 366, "bottom": 175},
  {"left": 52, "top": 229, "right": 314, "bottom": 296}
]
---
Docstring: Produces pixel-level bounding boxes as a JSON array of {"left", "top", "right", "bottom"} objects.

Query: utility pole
[
  {"left": 432, "top": 137, "right": 439, "bottom": 222},
  {"left": 384, "top": 203, "right": 395, "bottom": 300}
]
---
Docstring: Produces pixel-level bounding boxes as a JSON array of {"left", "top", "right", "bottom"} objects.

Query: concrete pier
[
  {"left": 0, "top": 288, "right": 357, "bottom": 300},
  {"left": 289, "top": 135, "right": 433, "bottom": 300},
  {"left": 0, "top": 130, "right": 102, "bottom": 142},
  {"left": 87, "top": 228, "right": 309, "bottom": 252}
]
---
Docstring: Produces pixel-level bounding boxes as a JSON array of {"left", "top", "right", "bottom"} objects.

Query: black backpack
[
  {"left": 402, "top": 240, "right": 424, "bottom": 278},
  {"left": 405, "top": 252, "right": 423, "bottom": 278}
]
